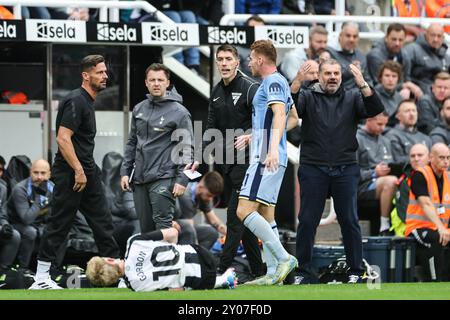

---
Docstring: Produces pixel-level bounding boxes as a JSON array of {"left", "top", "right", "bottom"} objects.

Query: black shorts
[
  {"left": 184, "top": 244, "right": 217, "bottom": 290},
  {"left": 358, "top": 179, "right": 377, "bottom": 200}
]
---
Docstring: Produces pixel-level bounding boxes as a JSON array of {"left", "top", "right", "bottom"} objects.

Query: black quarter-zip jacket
[
  {"left": 121, "top": 87, "right": 193, "bottom": 186},
  {"left": 297, "top": 82, "right": 385, "bottom": 167},
  {"left": 205, "top": 70, "right": 259, "bottom": 171}
]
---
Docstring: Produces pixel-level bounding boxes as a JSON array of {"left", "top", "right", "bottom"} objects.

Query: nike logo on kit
[{"left": 213, "top": 97, "right": 220, "bottom": 102}]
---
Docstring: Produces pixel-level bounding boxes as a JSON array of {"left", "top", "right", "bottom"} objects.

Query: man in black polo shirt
[{"left": 30, "top": 55, "right": 120, "bottom": 290}]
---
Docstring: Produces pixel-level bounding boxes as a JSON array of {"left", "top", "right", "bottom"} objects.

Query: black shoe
[{"left": 379, "top": 229, "right": 394, "bottom": 236}]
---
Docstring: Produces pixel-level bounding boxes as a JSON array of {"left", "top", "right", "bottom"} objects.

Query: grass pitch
[{"left": 0, "top": 282, "right": 449, "bottom": 300}]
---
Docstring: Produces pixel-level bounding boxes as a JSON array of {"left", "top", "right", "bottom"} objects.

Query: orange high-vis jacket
[
  {"left": 0, "top": 6, "right": 14, "bottom": 19},
  {"left": 393, "top": 0, "right": 422, "bottom": 17},
  {"left": 405, "top": 165, "right": 450, "bottom": 237},
  {"left": 425, "top": 0, "right": 450, "bottom": 33}
]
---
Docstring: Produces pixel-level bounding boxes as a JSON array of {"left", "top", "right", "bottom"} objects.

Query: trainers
[
  {"left": 29, "top": 278, "right": 63, "bottom": 290},
  {"left": 273, "top": 255, "right": 298, "bottom": 284},
  {"left": 244, "top": 274, "right": 276, "bottom": 286},
  {"left": 220, "top": 268, "right": 237, "bottom": 289}
]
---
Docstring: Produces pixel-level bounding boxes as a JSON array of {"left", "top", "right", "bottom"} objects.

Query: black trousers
[
  {"left": 296, "top": 164, "right": 364, "bottom": 279},
  {"left": 217, "top": 164, "right": 263, "bottom": 276},
  {"left": 411, "top": 228, "right": 450, "bottom": 281},
  {"left": 38, "top": 164, "right": 120, "bottom": 262}
]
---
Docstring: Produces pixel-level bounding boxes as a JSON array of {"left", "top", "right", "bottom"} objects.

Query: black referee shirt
[
  {"left": 54, "top": 87, "right": 97, "bottom": 174},
  {"left": 206, "top": 71, "right": 259, "bottom": 171}
]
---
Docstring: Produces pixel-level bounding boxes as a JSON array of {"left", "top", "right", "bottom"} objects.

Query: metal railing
[
  {"left": 0, "top": 0, "right": 166, "bottom": 23},
  {"left": 220, "top": 13, "right": 450, "bottom": 41}
]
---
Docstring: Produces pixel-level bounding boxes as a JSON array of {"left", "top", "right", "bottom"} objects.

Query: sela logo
[
  {"left": 37, "top": 22, "right": 75, "bottom": 39},
  {"left": 207, "top": 27, "right": 246, "bottom": 44},
  {"left": 0, "top": 21, "right": 16, "bottom": 39},
  {"left": 254, "top": 26, "right": 308, "bottom": 48},
  {"left": 142, "top": 23, "right": 198, "bottom": 45},
  {"left": 267, "top": 28, "right": 304, "bottom": 46},
  {"left": 97, "top": 23, "right": 137, "bottom": 41},
  {"left": 26, "top": 20, "right": 85, "bottom": 42},
  {"left": 149, "top": 25, "right": 188, "bottom": 42}
]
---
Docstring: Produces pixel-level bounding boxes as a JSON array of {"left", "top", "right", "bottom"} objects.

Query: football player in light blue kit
[{"left": 236, "top": 40, "right": 299, "bottom": 285}]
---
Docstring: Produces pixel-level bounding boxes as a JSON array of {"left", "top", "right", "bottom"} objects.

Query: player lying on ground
[{"left": 86, "top": 226, "right": 236, "bottom": 291}]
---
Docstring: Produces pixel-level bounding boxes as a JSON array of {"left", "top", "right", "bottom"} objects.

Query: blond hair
[
  {"left": 250, "top": 40, "right": 277, "bottom": 65},
  {"left": 86, "top": 256, "right": 121, "bottom": 287}
]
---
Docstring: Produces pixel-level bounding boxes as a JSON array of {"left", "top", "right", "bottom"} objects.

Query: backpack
[
  {"left": 0, "top": 267, "right": 33, "bottom": 289},
  {"left": 319, "top": 256, "right": 380, "bottom": 284}
]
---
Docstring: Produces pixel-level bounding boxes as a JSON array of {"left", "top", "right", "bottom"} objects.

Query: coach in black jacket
[{"left": 295, "top": 59, "right": 384, "bottom": 284}]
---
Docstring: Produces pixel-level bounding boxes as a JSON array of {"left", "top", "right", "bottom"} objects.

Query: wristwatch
[{"left": 359, "top": 82, "right": 369, "bottom": 90}]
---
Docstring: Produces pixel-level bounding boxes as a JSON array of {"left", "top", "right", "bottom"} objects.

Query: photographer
[
  {"left": 0, "top": 176, "right": 21, "bottom": 276},
  {"left": 7, "top": 159, "right": 56, "bottom": 272}
]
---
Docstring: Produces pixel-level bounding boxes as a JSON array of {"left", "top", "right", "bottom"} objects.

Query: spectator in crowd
[
  {"left": 405, "top": 143, "right": 450, "bottom": 281},
  {"left": 136, "top": 1, "right": 200, "bottom": 74},
  {"left": 290, "top": 60, "right": 319, "bottom": 101},
  {"left": 30, "top": 55, "right": 120, "bottom": 290},
  {"left": 404, "top": 23, "right": 450, "bottom": 95},
  {"left": 0, "top": 160, "right": 21, "bottom": 278},
  {"left": 424, "top": 0, "right": 450, "bottom": 34},
  {"left": 318, "top": 50, "right": 331, "bottom": 64},
  {"left": 367, "top": 23, "right": 423, "bottom": 99},
  {"left": 390, "top": 143, "right": 430, "bottom": 236},
  {"left": 86, "top": 227, "right": 237, "bottom": 291},
  {"left": 417, "top": 72, "right": 450, "bottom": 134},
  {"left": 235, "top": 0, "right": 281, "bottom": 14},
  {"left": 384, "top": 100, "right": 431, "bottom": 165},
  {"left": 121, "top": 63, "right": 193, "bottom": 234},
  {"left": 238, "top": 15, "right": 265, "bottom": 78},
  {"left": 0, "top": 6, "right": 14, "bottom": 19},
  {"left": 20, "top": 7, "right": 51, "bottom": 19},
  {"left": 327, "top": 22, "right": 370, "bottom": 90},
  {"left": 283, "top": 0, "right": 350, "bottom": 15},
  {"left": 0, "top": 157, "right": 5, "bottom": 182},
  {"left": 280, "top": 26, "right": 328, "bottom": 83},
  {"left": 430, "top": 97, "right": 450, "bottom": 146},
  {"left": 367, "top": 23, "right": 408, "bottom": 85},
  {"left": 46, "top": 7, "right": 94, "bottom": 20},
  {"left": 7, "top": 159, "right": 61, "bottom": 273},
  {"left": 374, "top": 60, "right": 406, "bottom": 127},
  {"left": 357, "top": 112, "right": 398, "bottom": 236},
  {"left": 391, "top": 0, "right": 423, "bottom": 42},
  {"left": 295, "top": 59, "right": 383, "bottom": 284},
  {"left": 176, "top": 171, "right": 226, "bottom": 250},
  {"left": 186, "top": 45, "right": 264, "bottom": 279},
  {"left": 182, "top": 0, "right": 224, "bottom": 25}
]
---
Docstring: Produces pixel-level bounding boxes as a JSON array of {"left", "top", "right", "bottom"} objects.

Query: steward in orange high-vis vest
[
  {"left": 405, "top": 143, "right": 450, "bottom": 281},
  {"left": 405, "top": 165, "right": 450, "bottom": 237}
]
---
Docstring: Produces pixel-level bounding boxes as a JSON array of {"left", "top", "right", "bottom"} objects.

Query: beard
[{"left": 91, "top": 81, "right": 107, "bottom": 92}]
